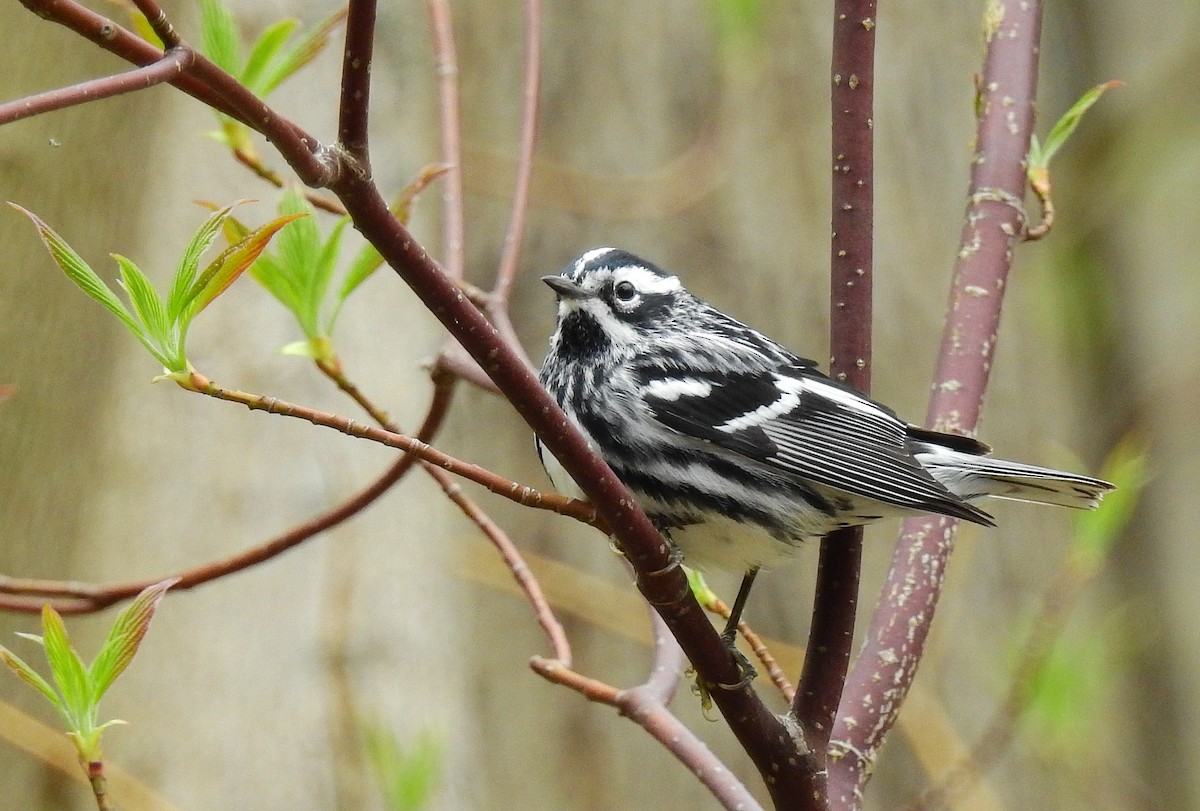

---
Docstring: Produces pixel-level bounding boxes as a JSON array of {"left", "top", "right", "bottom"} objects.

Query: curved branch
[
  {"left": 0, "top": 453, "right": 415, "bottom": 615},
  {"left": 0, "top": 375, "right": 462, "bottom": 616}
]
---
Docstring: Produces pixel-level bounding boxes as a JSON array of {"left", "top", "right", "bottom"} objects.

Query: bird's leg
[
  {"left": 721, "top": 567, "right": 759, "bottom": 643},
  {"left": 707, "top": 567, "right": 759, "bottom": 690}
]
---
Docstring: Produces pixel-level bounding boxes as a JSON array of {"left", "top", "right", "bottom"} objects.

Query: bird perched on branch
[{"left": 536, "top": 247, "right": 1114, "bottom": 635}]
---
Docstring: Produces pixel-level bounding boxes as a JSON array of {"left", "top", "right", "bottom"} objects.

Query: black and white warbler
[{"left": 537, "top": 248, "right": 1114, "bottom": 627}]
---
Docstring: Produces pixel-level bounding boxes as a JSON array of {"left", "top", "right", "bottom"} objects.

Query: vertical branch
[
  {"left": 426, "top": 0, "right": 467, "bottom": 281},
  {"left": 794, "top": 0, "right": 876, "bottom": 759},
  {"left": 490, "top": 0, "right": 542, "bottom": 307},
  {"left": 829, "top": 1, "right": 1044, "bottom": 804},
  {"left": 338, "top": 0, "right": 378, "bottom": 168}
]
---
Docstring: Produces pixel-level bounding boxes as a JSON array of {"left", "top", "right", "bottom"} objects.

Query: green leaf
[
  {"left": 249, "top": 250, "right": 303, "bottom": 313},
  {"left": 168, "top": 200, "right": 250, "bottom": 323},
  {"left": 185, "top": 213, "right": 306, "bottom": 319},
  {"left": 40, "top": 605, "right": 91, "bottom": 728},
  {"left": 114, "top": 255, "right": 170, "bottom": 348},
  {"left": 1072, "top": 434, "right": 1148, "bottom": 568},
  {"left": 1031, "top": 80, "right": 1122, "bottom": 170},
  {"left": 88, "top": 578, "right": 178, "bottom": 703},
  {"left": 365, "top": 724, "right": 442, "bottom": 811},
  {"left": 241, "top": 18, "right": 300, "bottom": 95},
  {"left": 0, "top": 644, "right": 65, "bottom": 715},
  {"left": 336, "top": 164, "right": 449, "bottom": 306},
  {"left": 313, "top": 217, "right": 351, "bottom": 331},
  {"left": 9, "top": 204, "right": 144, "bottom": 339},
  {"left": 256, "top": 7, "right": 348, "bottom": 96},
  {"left": 199, "top": 0, "right": 242, "bottom": 75},
  {"left": 273, "top": 190, "right": 323, "bottom": 333},
  {"left": 339, "top": 242, "right": 385, "bottom": 308}
]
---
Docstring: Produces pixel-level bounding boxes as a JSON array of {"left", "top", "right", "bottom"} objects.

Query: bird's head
[{"left": 542, "top": 248, "right": 692, "bottom": 358}]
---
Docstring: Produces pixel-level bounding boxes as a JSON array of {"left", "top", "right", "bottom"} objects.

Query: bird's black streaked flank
[{"left": 536, "top": 248, "right": 1115, "bottom": 634}]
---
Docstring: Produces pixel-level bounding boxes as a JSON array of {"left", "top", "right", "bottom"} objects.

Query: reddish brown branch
[
  {"left": 17, "top": 0, "right": 331, "bottom": 183},
  {"left": 0, "top": 453, "right": 417, "bottom": 615},
  {"left": 0, "top": 46, "right": 194, "bottom": 126},
  {"left": 337, "top": 0, "right": 376, "bottom": 168},
  {"left": 533, "top": 611, "right": 761, "bottom": 811},
  {"left": 829, "top": 1, "right": 1044, "bottom": 802},
  {"left": 0, "top": 375, "right": 459, "bottom": 616},
  {"left": 794, "top": 0, "right": 877, "bottom": 777},
  {"left": 128, "top": 0, "right": 180, "bottom": 48}
]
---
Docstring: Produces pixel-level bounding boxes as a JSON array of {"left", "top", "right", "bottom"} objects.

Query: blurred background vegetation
[{"left": 0, "top": 0, "right": 1192, "bottom": 808}]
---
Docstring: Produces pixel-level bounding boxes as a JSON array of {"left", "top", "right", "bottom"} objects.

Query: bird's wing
[{"left": 636, "top": 363, "right": 991, "bottom": 523}]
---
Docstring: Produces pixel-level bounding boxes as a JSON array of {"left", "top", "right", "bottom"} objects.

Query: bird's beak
[{"left": 541, "top": 275, "right": 591, "bottom": 300}]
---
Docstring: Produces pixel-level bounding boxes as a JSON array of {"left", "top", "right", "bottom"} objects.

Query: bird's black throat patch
[{"left": 556, "top": 310, "right": 610, "bottom": 358}]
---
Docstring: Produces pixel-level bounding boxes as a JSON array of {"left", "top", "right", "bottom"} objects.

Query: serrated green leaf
[
  {"left": 40, "top": 605, "right": 90, "bottom": 728},
  {"left": 249, "top": 250, "right": 304, "bottom": 313},
  {"left": 185, "top": 213, "right": 306, "bottom": 319},
  {"left": 9, "top": 204, "right": 144, "bottom": 339},
  {"left": 168, "top": 200, "right": 250, "bottom": 322},
  {"left": 88, "top": 578, "right": 178, "bottom": 703},
  {"left": 114, "top": 255, "right": 170, "bottom": 348},
  {"left": 257, "top": 7, "right": 348, "bottom": 96},
  {"left": 1, "top": 645, "right": 65, "bottom": 716},
  {"left": 312, "top": 216, "right": 350, "bottom": 329},
  {"left": 272, "top": 191, "right": 324, "bottom": 334},
  {"left": 1032, "top": 81, "right": 1122, "bottom": 170},
  {"left": 199, "top": 0, "right": 242, "bottom": 75},
  {"left": 241, "top": 18, "right": 300, "bottom": 96}
]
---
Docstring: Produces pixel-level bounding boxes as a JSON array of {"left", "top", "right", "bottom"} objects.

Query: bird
[{"left": 536, "top": 247, "right": 1114, "bottom": 636}]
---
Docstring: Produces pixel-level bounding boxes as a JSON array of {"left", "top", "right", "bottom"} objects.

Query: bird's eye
[{"left": 614, "top": 281, "right": 637, "bottom": 301}]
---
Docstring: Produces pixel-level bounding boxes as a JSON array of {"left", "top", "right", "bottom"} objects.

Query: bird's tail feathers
[{"left": 915, "top": 447, "right": 1114, "bottom": 510}]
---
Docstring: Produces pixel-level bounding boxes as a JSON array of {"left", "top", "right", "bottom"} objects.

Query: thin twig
[
  {"left": 127, "top": 0, "right": 180, "bottom": 47},
  {"left": 490, "top": 0, "right": 542, "bottom": 306},
  {"left": 16, "top": 0, "right": 332, "bottom": 184},
  {"left": 0, "top": 454, "right": 415, "bottom": 614},
  {"left": 829, "top": 1, "right": 1045, "bottom": 803},
  {"left": 425, "top": 0, "right": 466, "bottom": 281},
  {"left": 182, "top": 370, "right": 601, "bottom": 527},
  {"left": 231, "top": 149, "right": 349, "bottom": 215},
  {"left": 531, "top": 613, "right": 762, "bottom": 811},
  {"left": 0, "top": 46, "right": 194, "bottom": 127},
  {"left": 315, "top": 360, "right": 572, "bottom": 663},
  {"left": 0, "top": 377, "right": 457, "bottom": 615}
]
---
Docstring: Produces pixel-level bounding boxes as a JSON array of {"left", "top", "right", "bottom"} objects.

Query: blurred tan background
[{"left": 1, "top": 0, "right": 1194, "bottom": 809}]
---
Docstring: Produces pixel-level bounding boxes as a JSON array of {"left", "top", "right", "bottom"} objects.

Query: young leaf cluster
[
  {"left": 9, "top": 202, "right": 300, "bottom": 378},
  {"left": 199, "top": 0, "right": 346, "bottom": 155},
  {"left": 0, "top": 580, "right": 177, "bottom": 763},
  {"left": 232, "top": 187, "right": 400, "bottom": 363},
  {"left": 1028, "top": 81, "right": 1123, "bottom": 194}
]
